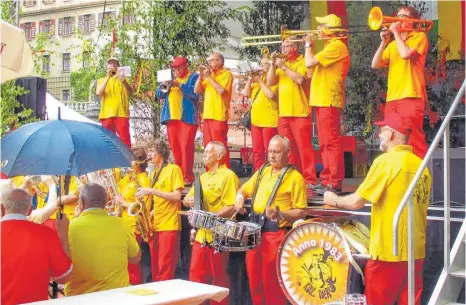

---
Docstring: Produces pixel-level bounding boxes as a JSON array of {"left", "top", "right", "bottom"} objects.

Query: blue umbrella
[{"left": 1, "top": 119, "right": 134, "bottom": 177}]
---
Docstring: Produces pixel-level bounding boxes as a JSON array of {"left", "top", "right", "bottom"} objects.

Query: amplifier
[{"left": 429, "top": 147, "right": 465, "bottom": 206}]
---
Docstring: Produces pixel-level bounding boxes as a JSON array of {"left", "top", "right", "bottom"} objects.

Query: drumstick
[{"left": 230, "top": 211, "right": 238, "bottom": 220}]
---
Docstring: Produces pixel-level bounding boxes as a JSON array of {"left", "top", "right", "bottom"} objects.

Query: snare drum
[
  {"left": 188, "top": 210, "right": 218, "bottom": 229},
  {"left": 213, "top": 222, "right": 261, "bottom": 252},
  {"left": 212, "top": 218, "right": 246, "bottom": 240}
]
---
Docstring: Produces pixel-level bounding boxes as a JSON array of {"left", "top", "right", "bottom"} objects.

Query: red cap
[
  {"left": 374, "top": 115, "right": 412, "bottom": 136},
  {"left": 172, "top": 56, "right": 188, "bottom": 68}
]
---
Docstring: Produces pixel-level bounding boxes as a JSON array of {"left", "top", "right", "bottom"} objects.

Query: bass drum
[{"left": 276, "top": 218, "right": 370, "bottom": 305}]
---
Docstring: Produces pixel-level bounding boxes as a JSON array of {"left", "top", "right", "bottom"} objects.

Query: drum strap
[
  {"left": 253, "top": 164, "right": 295, "bottom": 228},
  {"left": 334, "top": 225, "right": 366, "bottom": 285},
  {"left": 193, "top": 175, "right": 203, "bottom": 210},
  {"left": 151, "top": 162, "right": 167, "bottom": 189}
]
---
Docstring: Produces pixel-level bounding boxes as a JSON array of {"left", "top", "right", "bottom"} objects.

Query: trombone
[
  {"left": 240, "top": 25, "right": 348, "bottom": 47},
  {"left": 368, "top": 6, "right": 433, "bottom": 32}
]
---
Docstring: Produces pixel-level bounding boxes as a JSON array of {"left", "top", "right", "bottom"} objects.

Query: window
[
  {"left": 42, "top": 55, "right": 50, "bottom": 73},
  {"left": 43, "top": 20, "right": 51, "bottom": 34},
  {"left": 83, "top": 14, "right": 91, "bottom": 33},
  {"left": 83, "top": 51, "right": 90, "bottom": 69},
  {"left": 42, "top": 0, "right": 55, "bottom": 4},
  {"left": 23, "top": 0, "right": 36, "bottom": 7},
  {"left": 62, "top": 89, "right": 71, "bottom": 101},
  {"left": 63, "top": 17, "right": 73, "bottom": 35},
  {"left": 62, "top": 53, "right": 70, "bottom": 72},
  {"left": 24, "top": 22, "right": 34, "bottom": 40},
  {"left": 123, "top": 14, "right": 134, "bottom": 25},
  {"left": 98, "top": 12, "right": 115, "bottom": 31}
]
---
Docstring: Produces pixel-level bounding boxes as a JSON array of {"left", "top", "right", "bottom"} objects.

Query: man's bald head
[
  {"left": 0, "top": 189, "right": 32, "bottom": 215},
  {"left": 80, "top": 183, "right": 108, "bottom": 209}
]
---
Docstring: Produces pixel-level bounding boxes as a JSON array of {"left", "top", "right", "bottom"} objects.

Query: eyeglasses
[
  {"left": 396, "top": 14, "right": 410, "bottom": 18},
  {"left": 207, "top": 59, "right": 220, "bottom": 63},
  {"left": 281, "top": 45, "right": 293, "bottom": 48}
]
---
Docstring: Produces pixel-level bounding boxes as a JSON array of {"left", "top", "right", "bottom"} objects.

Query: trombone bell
[{"left": 368, "top": 6, "right": 433, "bottom": 32}]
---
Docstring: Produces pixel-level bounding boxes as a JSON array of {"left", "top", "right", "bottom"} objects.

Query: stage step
[{"left": 450, "top": 269, "right": 465, "bottom": 279}]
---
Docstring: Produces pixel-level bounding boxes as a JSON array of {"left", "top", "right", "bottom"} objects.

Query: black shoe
[
  {"left": 316, "top": 184, "right": 342, "bottom": 196},
  {"left": 307, "top": 183, "right": 322, "bottom": 192}
]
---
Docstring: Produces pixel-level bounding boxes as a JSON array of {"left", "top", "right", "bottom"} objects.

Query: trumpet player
[
  {"left": 371, "top": 5, "right": 429, "bottom": 159},
  {"left": 114, "top": 147, "right": 151, "bottom": 285},
  {"left": 241, "top": 57, "right": 278, "bottom": 171},
  {"left": 156, "top": 56, "right": 200, "bottom": 186},
  {"left": 304, "top": 14, "right": 350, "bottom": 195},
  {"left": 194, "top": 52, "right": 233, "bottom": 168},
  {"left": 267, "top": 37, "right": 318, "bottom": 188},
  {"left": 96, "top": 57, "right": 133, "bottom": 148},
  {"left": 135, "top": 139, "right": 184, "bottom": 282}
]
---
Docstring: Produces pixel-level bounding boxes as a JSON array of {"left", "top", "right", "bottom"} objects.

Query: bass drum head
[{"left": 276, "top": 221, "right": 351, "bottom": 305}]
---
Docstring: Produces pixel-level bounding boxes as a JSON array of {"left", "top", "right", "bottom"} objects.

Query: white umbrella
[
  {"left": 46, "top": 93, "right": 99, "bottom": 125},
  {"left": 0, "top": 20, "right": 34, "bottom": 84}
]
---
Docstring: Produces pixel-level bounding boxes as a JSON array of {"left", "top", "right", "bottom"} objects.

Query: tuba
[
  {"left": 80, "top": 169, "right": 121, "bottom": 216},
  {"left": 127, "top": 172, "right": 154, "bottom": 242}
]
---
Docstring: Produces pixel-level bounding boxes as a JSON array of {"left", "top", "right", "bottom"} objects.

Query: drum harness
[
  {"left": 192, "top": 175, "right": 212, "bottom": 247},
  {"left": 250, "top": 163, "right": 295, "bottom": 232}
]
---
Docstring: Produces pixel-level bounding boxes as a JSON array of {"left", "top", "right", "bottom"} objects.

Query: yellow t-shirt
[
  {"left": 251, "top": 81, "right": 279, "bottom": 128},
  {"left": 49, "top": 176, "right": 78, "bottom": 221},
  {"left": 186, "top": 165, "right": 239, "bottom": 243},
  {"left": 275, "top": 55, "right": 309, "bottom": 117},
  {"left": 202, "top": 68, "right": 233, "bottom": 121},
  {"left": 241, "top": 166, "right": 307, "bottom": 228},
  {"left": 168, "top": 73, "right": 191, "bottom": 121},
  {"left": 149, "top": 163, "right": 184, "bottom": 231},
  {"left": 65, "top": 208, "right": 140, "bottom": 296},
  {"left": 382, "top": 31, "right": 428, "bottom": 102},
  {"left": 311, "top": 38, "right": 350, "bottom": 108},
  {"left": 97, "top": 77, "right": 130, "bottom": 119},
  {"left": 355, "top": 145, "right": 432, "bottom": 262},
  {"left": 118, "top": 172, "right": 152, "bottom": 234}
]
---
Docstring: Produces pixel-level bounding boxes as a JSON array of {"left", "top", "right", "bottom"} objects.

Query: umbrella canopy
[
  {"left": 1, "top": 119, "right": 133, "bottom": 177},
  {"left": 0, "top": 20, "right": 34, "bottom": 84}
]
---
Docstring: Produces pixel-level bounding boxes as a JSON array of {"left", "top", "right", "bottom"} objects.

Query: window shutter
[
  {"left": 39, "top": 20, "right": 44, "bottom": 33},
  {"left": 58, "top": 18, "right": 63, "bottom": 35},
  {"left": 71, "top": 16, "right": 76, "bottom": 34},
  {"left": 31, "top": 22, "right": 36, "bottom": 38},
  {"left": 50, "top": 19, "right": 55, "bottom": 35},
  {"left": 90, "top": 14, "right": 96, "bottom": 32},
  {"left": 98, "top": 13, "right": 103, "bottom": 30},
  {"left": 78, "top": 15, "right": 84, "bottom": 32}
]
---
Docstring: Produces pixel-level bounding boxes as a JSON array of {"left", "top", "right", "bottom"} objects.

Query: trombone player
[
  {"left": 304, "top": 14, "right": 350, "bottom": 195},
  {"left": 266, "top": 37, "right": 318, "bottom": 188},
  {"left": 156, "top": 57, "right": 200, "bottom": 186},
  {"left": 240, "top": 55, "right": 278, "bottom": 171},
  {"left": 371, "top": 5, "right": 429, "bottom": 159}
]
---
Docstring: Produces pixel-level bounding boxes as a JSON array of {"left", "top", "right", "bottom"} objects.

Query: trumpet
[
  {"left": 160, "top": 81, "right": 171, "bottom": 93},
  {"left": 195, "top": 60, "right": 209, "bottom": 72},
  {"left": 368, "top": 6, "right": 433, "bottom": 32},
  {"left": 240, "top": 25, "right": 348, "bottom": 47},
  {"left": 110, "top": 69, "right": 117, "bottom": 77}
]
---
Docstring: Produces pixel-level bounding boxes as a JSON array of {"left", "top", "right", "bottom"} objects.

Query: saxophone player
[
  {"left": 114, "top": 147, "right": 151, "bottom": 285},
  {"left": 135, "top": 139, "right": 184, "bottom": 282}
]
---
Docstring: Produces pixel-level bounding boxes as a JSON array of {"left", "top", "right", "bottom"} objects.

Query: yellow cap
[{"left": 315, "top": 14, "right": 342, "bottom": 27}]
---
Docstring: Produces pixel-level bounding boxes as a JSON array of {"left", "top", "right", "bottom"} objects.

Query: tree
[
  {"left": 71, "top": 0, "right": 238, "bottom": 140},
  {"left": 236, "top": 1, "right": 306, "bottom": 60}
]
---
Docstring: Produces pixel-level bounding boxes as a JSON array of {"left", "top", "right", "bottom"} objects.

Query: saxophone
[{"left": 127, "top": 172, "right": 154, "bottom": 242}]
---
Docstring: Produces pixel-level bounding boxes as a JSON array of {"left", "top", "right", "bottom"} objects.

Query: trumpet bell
[
  {"left": 128, "top": 202, "right": 141, "bottom": 216},
  {"left": 367, "top": 6, "right": 433, "bottom": 32},
  {"left": 368, "top": 6, "right": 383, "bottom": 31}
]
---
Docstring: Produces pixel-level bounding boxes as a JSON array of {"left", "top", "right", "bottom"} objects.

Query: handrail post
[
  {"left": 443, "top": 125, "right": 451, "bottom": 272},
  {"left": 408, "top": 195, "right": 414, "bottom": 305}
]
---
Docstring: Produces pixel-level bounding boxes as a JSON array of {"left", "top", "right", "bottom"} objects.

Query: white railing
[
  {"left": 391, "top": 80, "right": 465, "bottom": 305},
  {"left": 61, "top": 101, "right": 92, "bottom": 114}
]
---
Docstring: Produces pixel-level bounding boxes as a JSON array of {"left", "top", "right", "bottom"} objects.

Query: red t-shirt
[{"left": 1, "top": 218, "right": 72, "bottom": 305}]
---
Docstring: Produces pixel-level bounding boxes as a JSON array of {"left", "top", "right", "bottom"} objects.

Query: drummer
[
  {"left": 235, "top": 135, "right": 307, "bottom": 305},
  {"left": 183, "top": 141, "right": 239, "bottom": 305},
  {"left": 323, "top": 116, "right": 431, "bottom": 305}
]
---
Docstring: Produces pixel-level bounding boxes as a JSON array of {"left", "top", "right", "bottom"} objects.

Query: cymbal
[
  {"left": 177, "top": 210, "right": 190, "bottom": 216},
  {"left": 306, "top": 206, "right": 353, "bottom": 217}
]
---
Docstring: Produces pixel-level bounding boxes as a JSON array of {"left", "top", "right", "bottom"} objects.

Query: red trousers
[
  {"left": 189, "top": 242, "right": 230, "bottom": 305},
  {"left": 315, "top": 107, "right": 344, "bottom": 188},
  {"left": 384, "top": 98, "right": 428, "bottom": 159},
  {"left": 101, "top": 117, "right": 131, "bottom": 148},
  {"left": 246, "top": 230, "right": 287, "bottom": 305},
  {"left": 278, "top": 116, "right": 317, "bottom": 184},
  {"left": 148, "top": 231, "right": 180, "bottom": 282},
  {"left": 251, "top": 124, "right": 278, "bottom": 171},
  {"left": 203, "top": 119, "right": 230, "bottom": 168},
  {"left": 128, "top": 234, "right": 143, "bottom": 285},
  {"left": 166, "top": 120, "right": 198, "bottom": 184},
  {"left": 365, "top": 259, "right": 424, "bottom": 305}
]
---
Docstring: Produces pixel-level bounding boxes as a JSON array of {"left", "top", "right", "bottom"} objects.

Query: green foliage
[
  {"left": 70, "top": 69, "right": 101, "bottom": 102},
  {"left": 1, "top": 0, "right": 16, "bottom": 24},
  {"left": 236, "top": 1, "right": 306, "bottom": 60},
  {"left": 0, "top": 81, "right": 36, "bottom": 137}
]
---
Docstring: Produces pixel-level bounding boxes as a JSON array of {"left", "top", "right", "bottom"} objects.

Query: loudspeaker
[
  {"left": 430, "top": 147, "right": 465, "bottom": 206},
  {"left": 15, "top": 77, "right": 47, "bottom": 120}
]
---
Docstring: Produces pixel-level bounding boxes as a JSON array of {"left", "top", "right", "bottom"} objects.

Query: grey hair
[
  {"left": 0, "top": 189, "right": 32, "bottom": 214},
  {"left": 80, "top": 182, "right": 108, "bottom": 208},
  {"left": 270, "top": 135, "right": 291, "bottom": 152},
  {"left": 212, "top": 51, "right": 224, "bottom": 64},
  {"left": 209, "top": 141, "right": 227, "bottom": 158}
]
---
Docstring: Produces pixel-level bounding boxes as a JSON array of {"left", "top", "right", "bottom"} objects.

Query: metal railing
[{"left": 392, "top": 80, "right": 465, "bottom": 305}]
